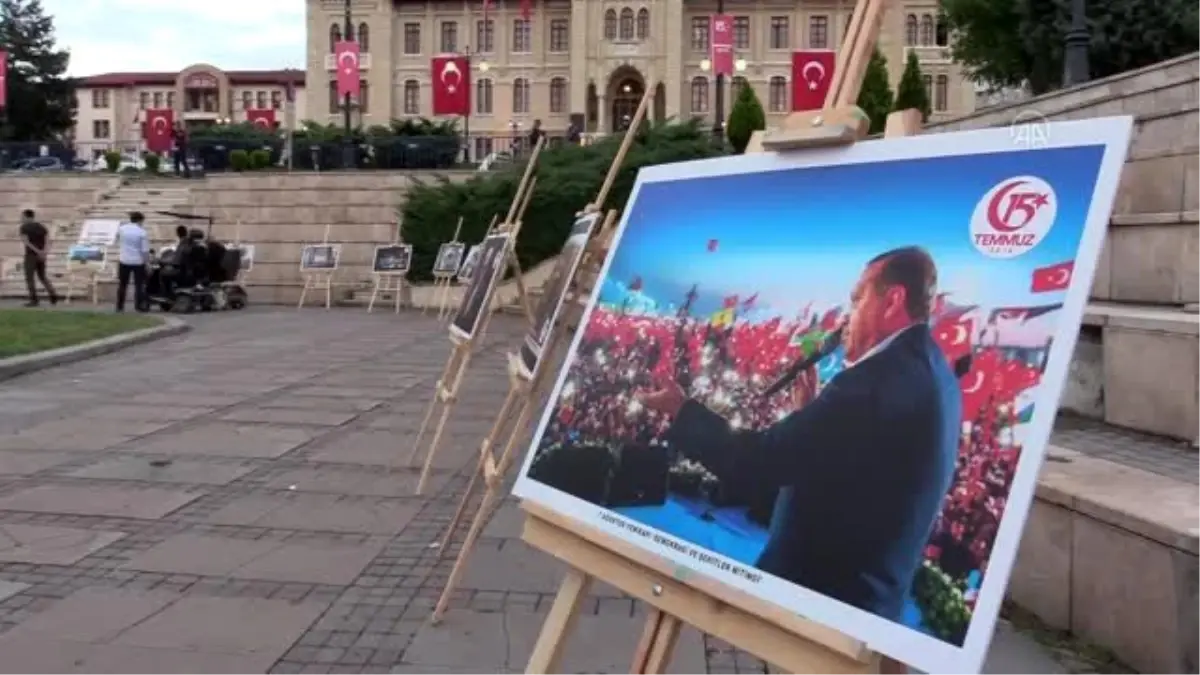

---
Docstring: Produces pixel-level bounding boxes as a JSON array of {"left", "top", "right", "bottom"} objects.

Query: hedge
[{"left": 400, "top": 119, "right": 728, "bottom": 282}]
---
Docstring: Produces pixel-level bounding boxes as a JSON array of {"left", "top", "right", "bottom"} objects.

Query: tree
[
  {"left": 0, "top": 0, "right": 74, "bottom": 141},
  {"left": 894, "top": 51, "right": 932, "bottom": 122},
  {"left": 940, "top": 0, "right": 1200, "bottom": 95},
  {"left": 725, "top": 84, "right": 766, "bottom": 154},
  {"left": 856, "top": 49, "right": 894, "bottom": 135}
]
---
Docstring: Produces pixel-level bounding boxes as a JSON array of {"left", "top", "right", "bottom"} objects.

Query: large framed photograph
[
  {"left": 433, "top": 242, "right": 466, "bottom": 276},
  {"left": 300, "top": 244, "right": 340, "bottom": 271},
  {"left": 449, "top": 233, "right": 511, "bottom": 343},
  {"left": 512, "top": 118, "right": 1132, "bottom": 673},
  {"left": 373, "top": 244, "right": 413, "bottom": 274},
  {"left": 457, "top": 245, "right": 480, "bottom": 283},
  {"left": 518, "top": 211, "right": 601, "bottom": 379},
  {"left": 67, "top": 244, "right": 106, "bottom": 264},
  {"left": 77, "top": 219, "right": 120, "bottom": 246}
]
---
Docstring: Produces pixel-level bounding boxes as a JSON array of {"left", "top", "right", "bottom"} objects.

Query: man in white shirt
[{"left": 115, "top": 211, "right": 150, "bottom": 312}]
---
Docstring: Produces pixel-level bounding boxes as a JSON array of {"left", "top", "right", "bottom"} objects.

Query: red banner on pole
[
  {"left": 247, "top": 109, "right": 276, "bottom": 129},
  {"left": 143, "top": 109, "right": 174, "bottom": 153},
  {"left": 431, "top": 54, "right": 471, "bottom": 116},
  {"left": 0, "top": 51, "right": 7, "bottom": 109},
  {"left": 791, "top": 50, "right": 836, "bottom": 111},
  {"left": 710, "top": 14, "right": 733, "bottom": 76},
  {"left": 334, "top": 40, "right": 361, "bottom": 98}
]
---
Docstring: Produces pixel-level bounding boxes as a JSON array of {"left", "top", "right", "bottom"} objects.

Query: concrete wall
[{"left": 0, "top": 175, "right": 121, "bottom": 260}]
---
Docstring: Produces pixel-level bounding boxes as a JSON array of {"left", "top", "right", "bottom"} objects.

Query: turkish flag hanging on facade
[
  {"left": 334, "top": 40, "right": 361, "bottom": 98},
  {"left": 431, "top": 55, "right": 471, "bottom": 116},
  {"left": 246, "top": 109, "right": 276, "bottom": 128},
  {"left": 1030, "top": 260, "right": 1074, "bottom": 293},
  {"left": 710, "top": 14, "right": 733, "bottom": 76},
  {"left": 519, "top": 0, "right": 533, "bottom": 20},
  {"left": 791, "top": 50, "right": 836, "bottom": 111},
  {"left": 0, "top": 51, "right": 7, "bottom": 109},
  {"left": 143, "top": 109, "right": 174, "bottom": 153}
]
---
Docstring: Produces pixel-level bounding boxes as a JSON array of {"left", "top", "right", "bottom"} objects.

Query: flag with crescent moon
[
  {"left": 431, "top": 54, "right": 471, "bottom": 116},
  {"left": 334, "top": 40, "right": 361, "bottom": 98},
  {"left": 0, "top": 50, "right": 7, "bottom": 109},
  {"left": 246, "top": 109, "right": 276, "bottom": 129},
  {"left": 1030, "top": 260, "right": 1074, "bottom": 292},
  {"left": 143, "top": 109, "right": 174, "bottom": 154},
  {"left": 710, "top": 14, "right": 733, "bottom": 76},
  {"left": 791, "top": 50, "right": 835, "bottom": 111},
  {"left": 519, "top": 0, "right": 533, "bottom": 21}
]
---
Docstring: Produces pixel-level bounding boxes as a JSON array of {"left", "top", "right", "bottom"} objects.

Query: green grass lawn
[{"left": 0, "top": 309, "right": 161, "bottom": 359}]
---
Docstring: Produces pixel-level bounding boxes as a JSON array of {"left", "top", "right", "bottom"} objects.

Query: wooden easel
[
  {"left": 516, "top": 0, "right": 926, "bottom": 671},
  {"left": 426, "top": 217, "right": 464, "bottom": 319},
  {"left": 400, "top": 136, "right": 547, "bottom": 495},
  {"left": 297, "top": 224, "right": 335, "bottom": 309},
  {"left": 429, "top": 86, "right": 654, "bottom": 624},
  {"left": 368, "top": 220, "right": 411, "bottom": 314}
]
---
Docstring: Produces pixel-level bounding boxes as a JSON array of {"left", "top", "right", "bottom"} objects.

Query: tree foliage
[
  {"left": 940, "top": 0, "right": 1200, "bottom": 95},
  {"left": 0, "top": 0, "right": 74, "bottom": 141},
  {"left": 400, "top": 119, "right": 728, "bottom": 281},
  {"left": 856, "top": 49, "right": 894, "bottom": 135},
  {"left": 894, "top": 51, "right": 932, "bottom": 121},
  {"left": 725, "top": 84, "right": 766, "bottom": 154}
]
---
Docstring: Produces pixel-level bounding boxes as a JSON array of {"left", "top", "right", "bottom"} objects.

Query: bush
[
  {"left": 400, "top": 119, "right": 728, "bottom": 282},
  {"left": 229, "top": 149, "right": 250, "bottom": 171},
  {"left": 250, "top": 148, "right": 272, "bottom": 169},
  {"left": 857, "top": 48, "right": 895, "bottom": 135},
  {"left": 894, "top": 51, "right": 932, "bottom": 122},
  {"left": 726, "top": 84, "right": 767, "bottom": 154},
  {"left": 142, "top": 152, "right": 161, "bottom": 174},
  {"left": 103, "top": 150, "right": 122, "bottom": 172}
]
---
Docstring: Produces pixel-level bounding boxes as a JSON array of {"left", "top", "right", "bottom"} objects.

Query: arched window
[
  {"left": 769, "top": 76, "right": 788, "bottom": 112},
  {"left": 636, "top": 8, "right": 650, "bottom": 40},
  {"left": 935, "top": 19, "right": 948, "bottom": 46},
  {"left": 344, "top": 23, "right": 355, "bottom": 42},
  {"left": 550, "top": 77, "right": 567, "bottom": 113},
  {"left": 919, "top": 14, "right": 934, "bottom": 45},
  {"left": 619, "top": 7, "right": 635, "bottom": 40},
  {"left": 513, "top": 77, "right": 530, "bottom": 114},
  {"left": 690, "top": 76, "right": 709, "bottom": 113},
  {"left": 935, "top": 75, "right": 949, "bottom": 111},
  {"left": 922, "top": 74, "right": 932, "bottom": 98},
  {"left": 475, "top": 79, "right": 494, "bottom": 114},
  {"left": 730, "top": 76, "right": 748, "bottom": 100},
  {"left": 329, "top": 24, "right": 341, "bottom": 52},
  {"left": 905, "top": 14, "right": 918, "bottom": 46},
  {"left": 403, "top": 80, "right": 419, "bottom": 115},
  {"left": 604, "top": 9, "right": 617, "bottom": 40},
  {"left": 358, "top": 22, "right": 370, "bottom": 52}
]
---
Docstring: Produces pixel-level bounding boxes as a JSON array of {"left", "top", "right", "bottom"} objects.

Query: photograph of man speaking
[{"left": 640, "top": 247, "right": 960, "bottom": 622}]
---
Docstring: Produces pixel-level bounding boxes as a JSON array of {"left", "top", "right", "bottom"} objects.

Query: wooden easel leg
[
  {"left": 525, "top": 568, "right": 592, "bottom": 674},
  {"left": 297, "top": 276, "right": 310, "bottom": 309},
  {"left": 324, "top": 274, "right": 332, "bottom": 309},
  {"left": 430, "top": 480, "right": 500, "bottom": 624},
  {"left": 631, "top": 611, "right": 683, "bottom": 674},
  {"left": 423, "top": 279, "right": 437, "bottom": 315},
  {"left": 394, "top": 279, "right": 403, "bottom": 314},
  {"left": 403, "top": 349, "right": 460, "bottom": 468},
  {"left": 415, "top": 402, "right": 454, "bottom": 495},
  {"left": 367, "top": 278, "right": 380, "bottom": 313}
]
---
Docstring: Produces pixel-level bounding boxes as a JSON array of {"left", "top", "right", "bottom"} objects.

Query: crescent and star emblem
[
  {"left": 950, "top": 323, "right": 969, "bottom": 346},
  {"left": 962, "top": 371, "right": 985, "bottom": 394},
  {"left": 802, "top": 60, "right": 827, "bottom": 90},
  {"left": 338, "top": 50, "right": 358, "bottom": 75},
  {"left": 152, "top": 117, "right": 168, "bottom": 132},
  {"left": 1050, "top": 268, "right": 1070, "bottom": 285},
  {"left": 441, "top": 60, "right": 462, "bottom": 94}
]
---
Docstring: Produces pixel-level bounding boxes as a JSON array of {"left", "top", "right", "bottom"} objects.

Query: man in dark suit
[{"left": 641, "top": 246, "right": 961, "bottom": 622}]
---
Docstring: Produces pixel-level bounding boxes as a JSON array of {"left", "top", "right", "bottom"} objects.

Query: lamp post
[
  {"left": 341, "top": 0, "right": 355, "bottom": 169},
  {"left": 700, "top": 56, "right": 747, "bottom": 141},
  {"left": 1062, "top": 0, "right": 1090, "bottom": 87}
]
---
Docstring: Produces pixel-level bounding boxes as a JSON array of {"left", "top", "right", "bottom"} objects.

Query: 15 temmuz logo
[{"left": 969, "top": 176, "right": 1057, "bottom": 258}]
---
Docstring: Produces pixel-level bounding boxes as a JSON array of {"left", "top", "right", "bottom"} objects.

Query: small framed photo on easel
[
  {"left": 449, "top": 233, "right": 510, "bottom": 342},
  {"left": 372, "top": 244, "right": 413, "bottom": 275},
  {"left": 433, "top": 242, "right": 465, "bottom": 277},
  {"left": 300, "top": 244, "right": 340, "bottom": 271}
]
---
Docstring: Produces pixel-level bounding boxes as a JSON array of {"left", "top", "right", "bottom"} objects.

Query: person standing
[
  {"left": 17, "top": 209, "right": 58, "bottom": 307},
  {"left": 115, "top": 212, "right": 150, "bottom": 312},
  {"left": 171, "top": 122, "right": 191, "bottom": 178},
  {"left": 528, "top": 118, "right": 545, "bottom": 152}
]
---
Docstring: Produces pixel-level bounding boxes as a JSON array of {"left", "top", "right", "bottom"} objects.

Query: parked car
[{"left": 9, "top": 156, "right": 66, "bottom": 172}]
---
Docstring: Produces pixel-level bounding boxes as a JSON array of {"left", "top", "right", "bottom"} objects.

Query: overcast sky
[{"left": 44, "top": 0, "right": 305, "bottom": 75}]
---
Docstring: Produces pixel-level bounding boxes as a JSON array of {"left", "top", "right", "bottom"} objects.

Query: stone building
[{"left": 306, "top": 0, "right": 975, "bottom": 156}]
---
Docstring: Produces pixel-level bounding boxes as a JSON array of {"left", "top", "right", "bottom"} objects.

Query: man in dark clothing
[
  {"left": 18, "top": 209, "right": 58, "bottom": 307},
  {"left": 171, "top": 122, "right": 191, "bottom": 177},
  {"left": 528, "top": 119, "right": 545, "bottom": 152}
]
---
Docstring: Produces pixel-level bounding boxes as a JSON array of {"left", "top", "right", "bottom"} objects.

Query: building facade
[
  {"left": 306, "top": 0, "right": 974, "bottom": 155},
  {"left": 73, "top": 65, "right": 307, "bottom": 155}
]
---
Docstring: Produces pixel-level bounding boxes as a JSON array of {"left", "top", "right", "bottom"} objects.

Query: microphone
[{"left": 761, "top": 327, "right": 844, "bottom": 399}]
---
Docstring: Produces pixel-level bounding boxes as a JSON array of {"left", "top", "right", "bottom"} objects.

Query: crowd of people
[{"left": 540, "top": 302, "right": 1042, "bottom": 595}]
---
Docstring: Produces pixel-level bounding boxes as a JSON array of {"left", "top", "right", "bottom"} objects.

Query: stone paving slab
[
  {"left": 203, "top": 493, "right": 420, "bottom": 535},
  {"left": 258, "top": 466, "right": 448, "bottom": 497},
  {"left": 306, "top": 430, "right": 432, "bottom": 467},
  {"left": 0, "top": 419, "right": 171, "bottom": 451},
  {"left": 66, "top": 457, "right": 256, "bottom": 485},
  {"left": 0, "top": 484, "right": 203, "bottom": 519},
  {"left": 0, "top": 580, "right": 27, "bottom": 603},
  {"left": 126, "top": 422, "right": 319, "bottom": 458},
  {"left": 218, "top": 407, "right": 362, "bottom": 427},
  {"left": 0, "top": 524, "right": 127, "bottom": 564},
  {"left": 257, "top": 395, "right": 388, "bottom": 412},
  {"left": 0, "top": 450, "right": 76, "bottom": 476},
  {"left": 75, "top": 404, "right": 217, "bottom": 422},
  {"left": 128, "top": 392, "right": 242, "bottom": 408}
]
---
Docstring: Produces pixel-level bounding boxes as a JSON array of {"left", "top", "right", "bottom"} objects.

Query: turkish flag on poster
[
  {"left": 0, "top": 51, "right": 7, "bottom": 109},
  {"left": 710, "top": 14, "right": 733, "bottom": 76},
  {"left": 934, "top": 318, "right": 974, "bottom": 364},
  {"left": 334, "top": 40, "right": 361, "bottom": 98},
  {"left": 791, "top": 50, "right": 836, "bottom": 111},
  {"left": 143, "top": 109, "right": 174, "bottom": 153},
  {"left": 246, "top": 109, "right": 276, "bottom": 129},
  {"left": 431, "top": 55, "right": 471, "bottom": 116},
  {"left": 1030, "top": 260, "right": 1074, "bottom": 292}
]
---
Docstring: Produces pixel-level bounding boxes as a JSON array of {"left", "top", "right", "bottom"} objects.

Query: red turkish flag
[
  {"left": 791, "top": 50, "right": 836, "bottom": 111},
  {"left": 519, "top": 0, "right": 533, "bottom": 20},
  {"left": 934, "top": 318, "right": 973, "bottom": 363},
  {"left": 334, "top": 41, "right": 361, "bottom": 98},
  {"left": 0, "top": 51, "right": 7, "bottom": 109},
  {"left": 431, "top": 55, "right": 471, "bottom": 116},
  {"left": 961, "top": 349, "right": 1000, "bottom": 420},
  {"left": 246, "top": 109, "right": 276, "bottom": 129},
  {"left": 143, "top": 109, "right": 174, "bottom": 153},
  {"left": 1031, "top": 260, "right": 1074, "bottom": 293},
  {"left": 710, "top": 14, "right": 733, "bottom": 76}
]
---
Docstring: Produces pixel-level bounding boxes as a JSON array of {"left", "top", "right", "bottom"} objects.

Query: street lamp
[
  {"left": 1062, "top": 0, "right": 1090, "bottom": 87},
  {"left": 341, "top": 0, "right": 355, "bottom": 169},
  {"left": 699, "top": 57, "right": 747, "bottom": 138}
]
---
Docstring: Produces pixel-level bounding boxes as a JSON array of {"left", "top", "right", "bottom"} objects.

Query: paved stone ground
[{"left": 0, "top": 307, "right": 1181, "bottom": 673}]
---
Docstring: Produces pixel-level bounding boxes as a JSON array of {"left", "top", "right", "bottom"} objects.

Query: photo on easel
[
  {"left": 449, "top": 233, "right": 510, "bottom": 342},
  {"left": 433, "top": 242, "right": 465, "bottom": 276},
  {"left": 300, "top": 244, "right": 339, "bottom": 270},
  {"left": 511, "top": 118, "right": 1133, "bottom": 673},
  {"left": 236, "top": 244, "right": 255, "bottom": 271},
  {"left": 456, "top": 245, "right": 479, "bottom": 283},
  {"left": 518, "top": 211, "right": 601, "bottom": 379},
  {"left": 77, "top": 219, "right": 119, "bottom": 246},
  {"left": 373, "top": 244, "right": 413, "bottom": 274},
  {"left": 67, "top": 244, "right": 106, "bottom": 264}
]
